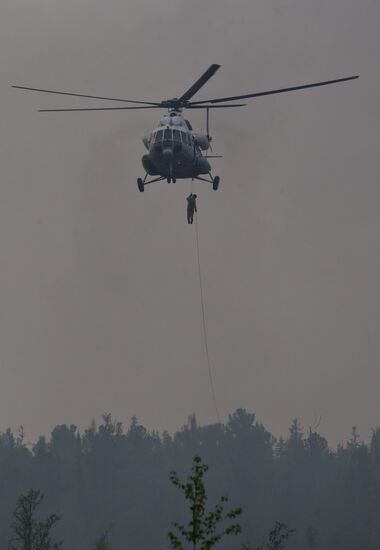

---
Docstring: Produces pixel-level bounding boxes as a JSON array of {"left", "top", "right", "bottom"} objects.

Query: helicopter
[{"left": 13, "top": 65, "right": 358, "bottom": 192}]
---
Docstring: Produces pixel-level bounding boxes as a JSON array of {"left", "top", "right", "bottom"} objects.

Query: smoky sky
[{"left": 0, "top": 0, "right": 378, "bottom": 444}]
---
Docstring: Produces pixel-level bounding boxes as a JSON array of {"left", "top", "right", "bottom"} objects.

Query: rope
[
  {"left": 194, "top": 212, "right": 222, "bottom": 425},
  {"left": 192, "top": 205, "right": 242, "bottom": 490},
  {"left": 190, "top": 194, "right": 249, "bottom": 536}
]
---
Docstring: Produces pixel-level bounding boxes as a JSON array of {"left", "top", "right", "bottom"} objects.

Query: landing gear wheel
[
  {"left": 137, "top": 178, "right": 144, "bottom": 193},
  {"left": 172, "top": 177, "right": 177, "bottom": 183},
  {"left": 167, "top": 177, "right": 171, "bottom": 183},
  {"left": 212, "top": 176, "right": 220, "bottom": 190}
]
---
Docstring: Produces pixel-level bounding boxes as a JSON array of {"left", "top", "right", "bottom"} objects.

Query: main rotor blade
[
  {"left": 190, "top": 75, "right": 359, "bottom": 105},
  {"left": 179, "top": 64, "right": 221, "bottom": 102},
  {"left": 187, "top": 103, "right": 246, "bottom": 108},
  {"left": 12, "top": 85, "right": 161, "bottom": 106},
  {"left": 38, "top": 103, "right": 244, "bottom": 112},
  {"left": 38, "top": 106, "right": 163, "bottom": 112}
]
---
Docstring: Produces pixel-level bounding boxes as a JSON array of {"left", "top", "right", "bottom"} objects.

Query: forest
[{"left": 1, "top": 408, "right": 379, "bottom": 549}]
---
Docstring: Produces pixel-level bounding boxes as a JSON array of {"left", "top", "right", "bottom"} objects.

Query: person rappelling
[{"left": 187, "top": 193, "right": 197, "bottom": 224}]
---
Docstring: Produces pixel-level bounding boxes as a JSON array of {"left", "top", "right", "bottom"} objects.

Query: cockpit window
[
  {"left": 173, "top": 129, "right": 180, "bottom": 142},
  {"left": 181, "top": 131, "right": 188, "bottom": 144},
  {"left": 155, "top": 130, "right": 163, "bottom": 142},
  {"left": 164, "top": 129, "right": 172, "bottom": 140}
]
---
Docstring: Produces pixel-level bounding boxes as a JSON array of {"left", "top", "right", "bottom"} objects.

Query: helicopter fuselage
[{"left": 141, "top": 111, "right": 211, "bottom": 180}]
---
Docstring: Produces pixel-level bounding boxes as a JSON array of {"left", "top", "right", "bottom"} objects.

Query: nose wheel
[
  {"left": 212, "top": 176, "right": 220, "bottom": 190},
  {"left": 166, "top": 164, "right": 176, "bottom": 183}
]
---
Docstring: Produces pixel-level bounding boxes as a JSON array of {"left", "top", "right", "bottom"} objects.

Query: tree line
[{"left": 0, "top": 409, "right": 379, "bottom": 549}]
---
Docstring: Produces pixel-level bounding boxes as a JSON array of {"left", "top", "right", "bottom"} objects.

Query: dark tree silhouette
[
  {"left": 168, "top": 455, "right": 242, "bottom": 549},
  {"left": 8, "top": 489, "right": 62, "bottom": 550},
  {"left": 0, "top": 410, "right": 378, "bottom": 549}
]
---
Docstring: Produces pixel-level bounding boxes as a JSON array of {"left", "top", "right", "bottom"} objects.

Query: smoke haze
[{"left": 0, "top": 0, "right": 378, "bottom": 443}]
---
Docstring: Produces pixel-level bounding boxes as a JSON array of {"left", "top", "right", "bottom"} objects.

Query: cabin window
[
  {"left": 155, "top": 130, "right": 163, "bottom": 143},
  {"left": 164, "top": 129, "right": 172, "bottom": 140}
]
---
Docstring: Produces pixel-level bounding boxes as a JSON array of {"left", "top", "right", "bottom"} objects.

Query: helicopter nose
[{"left": 162, "top": 146, "right": 173, "bottom": 159}]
